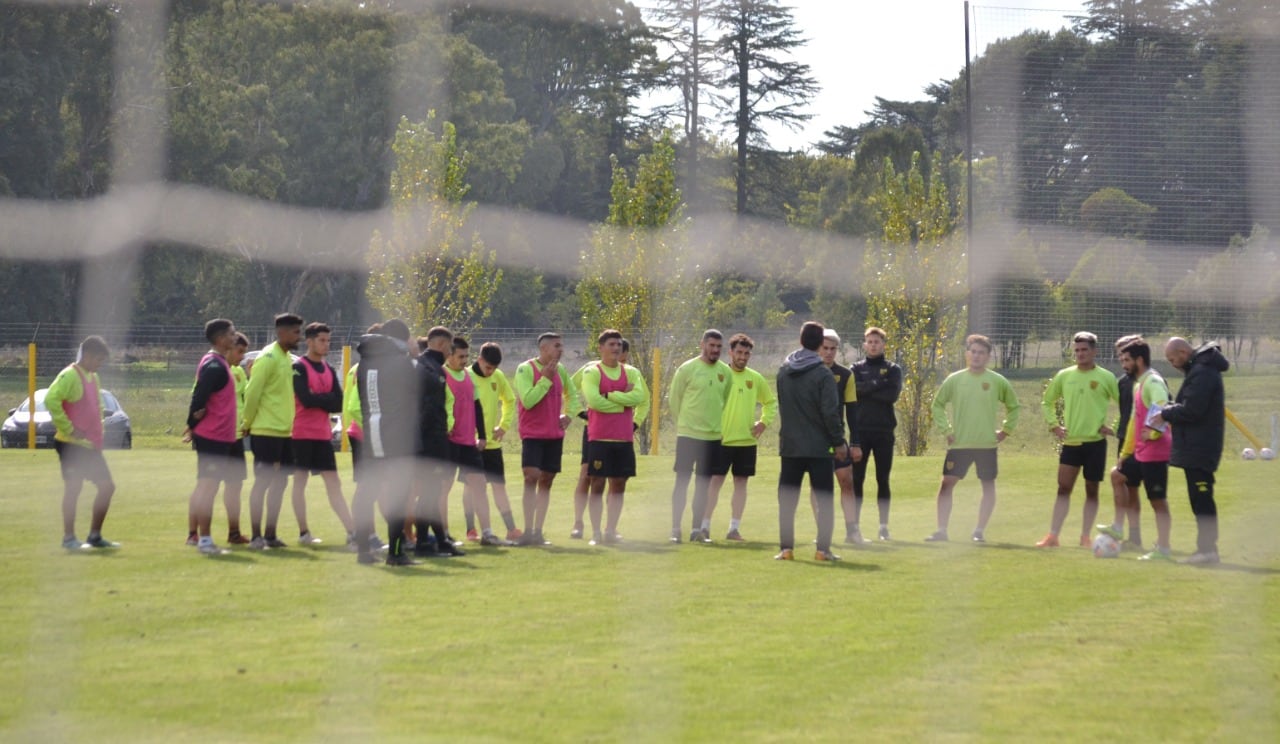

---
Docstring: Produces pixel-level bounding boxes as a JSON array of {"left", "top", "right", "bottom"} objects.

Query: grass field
[{"left": 1, "top": 444, "right": 1277, "bottom": 742}]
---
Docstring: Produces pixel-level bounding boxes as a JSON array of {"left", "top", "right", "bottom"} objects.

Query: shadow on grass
[
  {"left": 792, "top": 559, "right": 883, "bottom": 572},
  {"left": 1190, "top": 561, "right": 1280, "bottom": 576},
  {"left": 251, "top": 548, "right": 320, "bottom": 561},
  {"left": 203, "top": 551, "right": 255, "bottom": 563},
  {"left": 596, "top": 540, "right": 679, "bottom": 555}
]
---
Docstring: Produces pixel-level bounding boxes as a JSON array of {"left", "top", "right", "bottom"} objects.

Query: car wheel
[{"left": 123, "top": 432, "right": 132, "bottom": 450}]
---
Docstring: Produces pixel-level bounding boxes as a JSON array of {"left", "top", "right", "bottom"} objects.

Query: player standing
[
  {"left": 242, "top": 313, "right": 303, "bottom": 549},
  {"left": 47, "top": 336, "right": 118, "bottom": 550},
  {"left": 925, "top": 334, "right": 1021, "bottom": 543},
  {"left": 850, "top": 327, "right": 903, "bottom": 541},
  {"left": 703, "top": 333, "right": 776, "bottom": 541},
  {"left": 581, "top": 330, "right": 650, "bottom": 545},
  {"left": 514, "top": 332, "right": 579, "bottom": 546},
  {"left": 667, "top": 329, "right": 732, "bottom": 543},
  {"left": 1036, "top": 332, "right": 1119, "bottom": 548}
]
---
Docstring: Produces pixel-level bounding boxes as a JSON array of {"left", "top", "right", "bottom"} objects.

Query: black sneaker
[
  {"left": 385, "top": 553, "right": 417, "bottom": 566},
  {"left": 479, "top": 533, "right": 513, "bottom": 547},
  {"left": 84, "top": 535, "right": 120, "bottom": 549},
  {"left": 437, "top": 541, "right": 466, "bottom": 557},
  {"left": 414, "top": 539, "right": 440, "bottom": 558},
  {"left": 263, "top": 536, "right": 287, "bottom": 549},
  {"left": 535, "top": 531, "right": 552, "bottom": 546},
  {"left": 669, "top": 529, "right": 682, "bottom": 544},
  {"left": 516, "top": 532, "right": 541, "bottom": 547}
]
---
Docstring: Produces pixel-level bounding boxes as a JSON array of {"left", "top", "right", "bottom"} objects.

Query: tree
[
  {"left": 1057, "top": 238, "right": 1171, "bottom": 348},
  {"left": 712, "top": 0, "right": 818, "bottom": 214},
  {"left": 577, "top": 136, "right": 701, "bottom": 447},
  {"left": 864, "top": 152, "right": 966, "bottom": 456},
  {"left": 366, "top": 115, "right": 503, "bottom": 337}
]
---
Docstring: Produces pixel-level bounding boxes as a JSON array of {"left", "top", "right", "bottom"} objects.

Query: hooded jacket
[
  {"left": 355, "top": 334, "right": 418, "bottom": 459},
  {"left": 416, "top": 347, "right": 451, "bottom": 459},
  {"left": 1161, "top": 343, "right": 1230, "bottom": 473},
  {"left": 776, "top": 348, "right": 845, "bottom": 458}
]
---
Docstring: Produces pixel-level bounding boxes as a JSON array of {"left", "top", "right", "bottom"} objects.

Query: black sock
[{"left": 386, "top": 518, "right": 405, "bottom": 556}]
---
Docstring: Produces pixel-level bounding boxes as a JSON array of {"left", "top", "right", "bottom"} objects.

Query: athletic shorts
[
  {"left": 449, "top": 441, "right": 484, "bottom": 476},
  {"left": 1137, "top": 459, "right": 1169, "bottom": 500},
  {"left": 250, "top": 435, "right": 293, "bottom": 471},
  {"left": 522, "top": 438, "right": 564, "bottom": 474},
  {"left": 587, "top": 440, "right": 636, "bottom": 479},
  {"left": 293, "top": 438, "right": 337, "bottom": 475},
  {"left": 942, "top": 448, "right": 998, "bottom": 480},
  {"left": 673, "top": 436, "right": 721, "bottom": 476},
  {"left": 55, "top": 440, "right": 113, "bottom": 485},
  {"left": 227, "top": 438, "right": 247, "bottom": 482},
  {"left": 480, "top": 448, "right": 506, "bottom": 484},
  {"left": 349, "top": 437, "right": 363, "bottom": 483},
  {"left": 580, "top": 425, "right": 590, "bottom": 465},
  {"left": 1059, "top": 439, "right": 1107, "bottom": 482},
  {"left": 714, "top": 444, "right": 757, "bottom": 478},
  {"left": 192, "top": 434, "right": 236, "bottom": 482},
  {"left": 1115, "top": 455, "right": 1141, "bottom": 487}
]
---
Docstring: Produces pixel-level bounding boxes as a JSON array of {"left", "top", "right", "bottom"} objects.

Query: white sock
[
  {"left": 482, "top": 528, "right": 494, "bottom": 537},
  {"left": 198, "top": 535, "right": 213, "bottom": 546},
  {"left": 700, "top": 518, "right": 711, "bottom": 531},
  {"left": 730, "top": 518, "right": 741, "bottom": 531}
]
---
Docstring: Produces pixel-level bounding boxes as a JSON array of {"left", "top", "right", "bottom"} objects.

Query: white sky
[{"left": 644, "top": 1, "right": 1091, "bottom": 151}]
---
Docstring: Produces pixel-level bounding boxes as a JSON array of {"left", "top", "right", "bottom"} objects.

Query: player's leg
[
  {"left": 320, "top": 471, "right": 354, "bottom": 535},
  {"left": 290, "top": 468, "right": 312, "bottom": 538},
  {"left": 1043, "top": 459, "right": 1081, "bottom": 544},
  {"left": 974, "top": 449, "right": 999, "bottom": 540},
  {"left": 776, "top": 457, "right": 804, "bottom": 552},
  {"left": 534, "top": 471, "right": 555, "bottom": 537},
  {"left": 604, "top": 476, "right": 627, "bottom": 539},
  {"left": 671, "top": 436, "right": 695, "bottom": 539},
  {"left": 930, "top": 475, "right": 960, "bottom": 540},
  {"left": 1078, "top": 441, "right": 1106, "bottom": 545},
  {"left": 873, "top": 432, "right": 895, "bottom": 537},
  {"left": 835, "top": 461, "right": 857, "bottom": 541},
  {"left": 810, "top": 458, "right": 837, "bottom": 555}
]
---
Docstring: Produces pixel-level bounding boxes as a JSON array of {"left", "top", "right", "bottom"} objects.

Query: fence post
[
  {"left": 341, "top": 345, "right": 351, "bottom": 453},
  {"left": 27, "top": 343, "right": 37, "bottom": 449},
  {"left": 649, "top": 347, "right": 661, "bottom": 456}
]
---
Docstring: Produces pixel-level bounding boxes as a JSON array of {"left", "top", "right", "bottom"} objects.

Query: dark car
[{"left": 1, "top": 388, "right": 132, "bottom": 449}]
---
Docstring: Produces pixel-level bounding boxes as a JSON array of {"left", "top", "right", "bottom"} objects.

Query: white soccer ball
[
  {"left": 1092, "top": 533, "right": 1121, "bottom": 559},
  {"left": 1242, "top": 447, "right": 1258, "bottom": 460},
  {"left": 1261, "top": 447, "right": 1276, "bottom": 461}
]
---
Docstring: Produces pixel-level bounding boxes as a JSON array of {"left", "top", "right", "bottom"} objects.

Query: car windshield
[
  {"left": 17, "top": 390, "right": 48, "bottom": 414},
  {"left": 101, "top": 390, "right": 120, "bottom": 413}
]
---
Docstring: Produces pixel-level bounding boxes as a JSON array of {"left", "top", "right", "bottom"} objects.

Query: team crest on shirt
[
  {"left": 1090, "top": 380, "right": 1099, "bottom": 389},
  {"left": 491, "top": 381, "right": 497, "bottom": 391},
  {"left": 593, "top": 460, "right": 603, "bottom": 470},
  {"left": 745, "top": 380, "right": 753, "bottom": 389},
  {"left": 718, "top": 373, "right": 725, "bottom": 383},
  {"left": 982, "top": 382, "right": 990, "bottom": 391},
  {"left": 880, "top": 369, "right": 888, "bottom": 376}
]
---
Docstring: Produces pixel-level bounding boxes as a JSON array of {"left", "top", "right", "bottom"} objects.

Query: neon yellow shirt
[
  {"left": 932, "top": 368, "right": 1021, "bottom": 449},
  {"left": 1041, "top": 365, "right": 1120, "bottom": 445},
  {"left": 720, "top": 366, "right": 778, "bottom": 447},
  {"left": 46, "top": 363, "right": 103, "bottom": 448},
  {"left": 581, "top": 362, "right": 651, "bottom": 440},
  {"left": 242, "top": 341, "right": 296, "bottom": 438},
  {"left": 471, "top": 366, "right": 515, "bottom": 451},
  {"left": 668, "top": 357, "right": 733, "bottom": 440}
]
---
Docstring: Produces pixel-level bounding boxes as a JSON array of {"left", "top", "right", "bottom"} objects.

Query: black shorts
[
  {"left": 522, "top": 438, "right": 564, "bottom": 474},
  {"left": 192, "top": 434, "right": 236, "bottom": 482},
  {"left": 292, "top": 438, "right": 337, "bottom": 474},
  {"left": 1115, "top": 455, "right": 1141, "bottom": 487},
  {"left": 1137, "top": 459, "right": 1169, "bottom": 500},
  {"left": 450, "top": 441, "right": 485, "bottom": 475},
  {"left": 715, "top": 444, "right": 757, "bottom": 477},
  {"left": 580, "top": 425, "right": 590, "bottom": 465},
  {"left": 55, "top": 440, "right": 113, "bottom": 485},
  {"left": 942, "top": 448, "right": 998, "bottom": 480},
  {"left": 228, "top": 438, "right": 247, "bottom": 482},
  {"left": 480, "top": 448, "right": 506, "bottom": 484},
  {"left": 673, "top": 436, "right": 721, "bottom": 476},
  {"left": 250, "top": 435, "right": 293, "bottom": 471},
  {"left": 1059, "top": 439, "right": 1107, "bottom": 482},
  {"left": 587, "top": 440, "right": 636, "bottom": 479},
  {"left": 349, "top": 438, "right": 363, "bottom": 483}
]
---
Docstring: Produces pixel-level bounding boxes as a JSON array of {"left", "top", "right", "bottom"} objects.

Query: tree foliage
[
  {"left": 366, "top": 115, "right": 503, "bottom": 337},
  {"left": 864, "top": 153, "right": 966, "bottom": 456}
]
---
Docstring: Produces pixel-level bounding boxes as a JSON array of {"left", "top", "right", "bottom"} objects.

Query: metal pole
[
  {"left": 649, "top": 347, "right": 662, "bottom": 456},
  {"left": 341, "top": 345, "right": 351, "bottom": 453},
  {"left": 964, "top": 0, "right": 976, "bottom": 336},
  {"left": 27, "top": 343, "right": 37, "bottom": 449}
]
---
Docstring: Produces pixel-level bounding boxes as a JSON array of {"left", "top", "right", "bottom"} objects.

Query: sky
[{"left": 648, "top": 0, "right": 1091, "bottom": 151}]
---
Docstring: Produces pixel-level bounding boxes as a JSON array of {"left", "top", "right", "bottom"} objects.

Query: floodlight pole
[{"left": 964, "top": 1, "right": 975, "bottom": 336}]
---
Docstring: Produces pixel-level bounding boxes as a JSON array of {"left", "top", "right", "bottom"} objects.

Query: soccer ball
[
  {"left": 1242, "top": 447, "right": 1258, "bottom": 460},
  {"left": 1261, "top": 447, "right": 1276, "bottom": 461},
  {"left": 1092, "top": 533, "right": 1121, "bottom": 559}
]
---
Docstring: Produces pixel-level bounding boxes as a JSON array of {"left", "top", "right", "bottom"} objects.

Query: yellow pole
[
  {"left": 341, "top": 345, "right": 351, "bottom": 453},
  {"left": 27, "top": 343, "right": 37, "bottom": 450},
  {"left": 1225, "top": 406, "right": 1264, "bottom": 450},
  {"left": 649, "top": 347, "right": 661, "bottom": 456}
]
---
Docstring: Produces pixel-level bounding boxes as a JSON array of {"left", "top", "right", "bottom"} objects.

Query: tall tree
[
  {"left": 648, "top": 0, "right": 722, "bottom": 209},
  {"left": 712, "top": 0, "right": 818, "bottom": 214},
  {"left": 367, "top": 115, "right": 503, "bottom": 337}
]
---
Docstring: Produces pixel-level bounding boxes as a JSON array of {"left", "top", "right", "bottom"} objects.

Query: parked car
[{"left": 2, "top": 388, "right": 132, "bottom": 449}]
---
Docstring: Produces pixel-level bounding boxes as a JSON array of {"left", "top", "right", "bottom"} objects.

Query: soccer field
[{"left": 1, "top": 448, "right": 1276, "bottom": 742}]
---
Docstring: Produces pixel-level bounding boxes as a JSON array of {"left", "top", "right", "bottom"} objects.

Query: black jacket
[
  {"left": 355, "top": 334, "right": 418, "bottom": 459},
  {"left": 851, "top": 355, "right": 902, "bottom": 433},
  {"left": 777, "top": 349, "right": 845, "bottom": 458},
  {"left": 1115, "top": 372, "right": 1133, "bottom": 455},
  {"left": 1162, "top": 343, "right": 1230, "bottom": 473},
  {"left": 416, "top": 348, "right": 450, "bottom": 459}
]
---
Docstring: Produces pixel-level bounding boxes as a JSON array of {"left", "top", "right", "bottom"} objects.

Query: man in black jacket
[
  {"left": 355, "top": 319, "right": 418, "bottom": 565},
  {"left": 1152, "top": 337, "right": 1230, "bottom": 565},
  {"left": 776, "top": 321, "right": 850, "bottom": 562},
  {"left": 414, "top": 326, "right": 465, "bottom": 557},
  {"left": 850, "top": 326, "right": 903, "bottom": 541}
]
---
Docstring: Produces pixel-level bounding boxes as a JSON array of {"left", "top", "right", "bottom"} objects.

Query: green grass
[{"left": 1, "top": 447, "right": 1277, "bottom": 742}]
